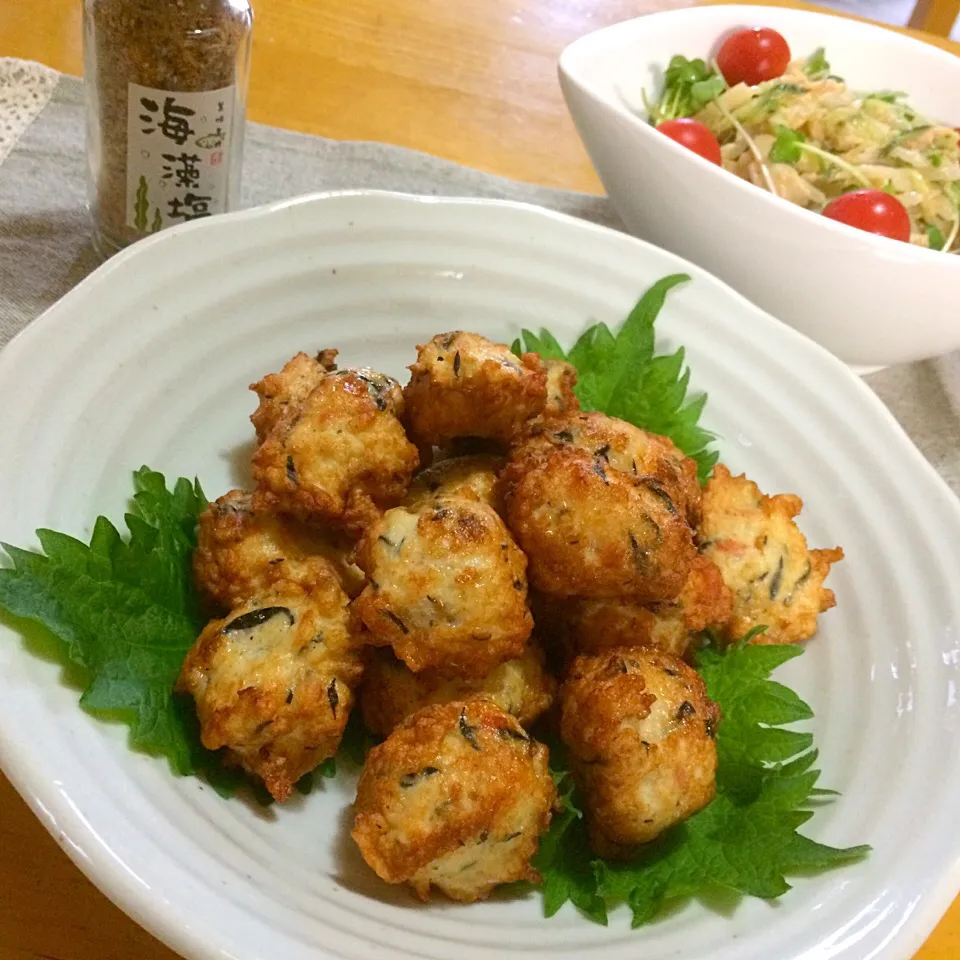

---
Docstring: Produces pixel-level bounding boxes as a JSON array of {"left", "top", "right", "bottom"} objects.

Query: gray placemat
[
  {"left": 2, "top": 72, "right": 959, "bottom": 496},
  {"left": 0, "top": 75, "right": 620, "bottom": 347}
]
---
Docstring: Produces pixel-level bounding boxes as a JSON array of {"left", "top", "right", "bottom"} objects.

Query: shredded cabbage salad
[{"left": 643, "top": 49, "right": 960, "bottom": 252}]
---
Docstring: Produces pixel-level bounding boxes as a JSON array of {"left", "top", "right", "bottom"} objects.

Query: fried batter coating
[
  {"left": 543, "top": 359, "right": 580, "bottom": 417},
  {"left": 352, "top": 698, "right": 556, "bottom": 901},
  {"left": 250, "top": 349, "right": 338, "bottom": 441},
  {"left": 404, "top": 454, "right": 504, "bottom": 513},
  {"left": 516, "top": 412, "right": 701, "bottom": 527},
  {"left": 194, "top": 489, "right": 365, "bottom": 607},
  {"left": 360, "top": 644, "right": 556, "bottom": 737},
  {"left": 558, "top": 555, "right": 734, "bottom": 659},
  {"left": 700, "top": 465, "right": 843, "bottom": 645},
  {"left": 501, "top": 427, "right": 696, "bottom": 602},
  {"left": 252, "top": 367, "right": 419, "bottom": 533},
  {"left": 560, "top": 648, "right": 719, "bottom": 857},
  {"left": 353, "top": 497, "right": 534, "bottom": 677},
  {"left": 177, "top": 583, "right": 363, "bottom": 802},
  {"left": 403, "top": 332, "right": 547, "bottom": 446}
]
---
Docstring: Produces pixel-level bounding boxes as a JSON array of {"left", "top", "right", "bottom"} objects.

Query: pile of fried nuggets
[{"left": 176, "top": 331, "right": 843, "bottom": 903}]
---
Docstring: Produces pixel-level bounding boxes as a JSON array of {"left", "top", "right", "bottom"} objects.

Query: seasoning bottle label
[{"left": 125, "top": 82, "right": 236, "bottom": 233}]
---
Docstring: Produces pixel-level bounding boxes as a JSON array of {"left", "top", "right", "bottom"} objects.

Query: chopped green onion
[
  {"left": 769, "top": 125, "right": 870, "bottom": 188},
  {"left": 867, "top": 91, "right": 908, "bottom": 104},
  {"left": 770, "top": 125, "right": 805, "bottom": 164},
  {"left": 803, "top": 47, "right": 830, "bottom": 80}
]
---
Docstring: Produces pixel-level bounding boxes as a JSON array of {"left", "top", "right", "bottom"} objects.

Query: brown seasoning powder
[{"left": 85, "top": 0, "right": 251, "bottom": 248}]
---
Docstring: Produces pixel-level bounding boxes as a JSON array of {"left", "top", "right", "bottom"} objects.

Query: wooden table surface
[{"left": 1, "top": 2, "right": 959, "bottom": 959}]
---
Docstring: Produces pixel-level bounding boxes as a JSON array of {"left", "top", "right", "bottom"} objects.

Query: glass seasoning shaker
[{"left": 83, "top": 0, "right": 253, "bottom": 258}]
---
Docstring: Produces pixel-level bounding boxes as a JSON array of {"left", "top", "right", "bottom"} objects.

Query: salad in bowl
[
  {"left": 558, "top": 5, "right": 960, "bottom": 367},
  {"left": 644, "top": 32, "right": 960, "bottom": 252}
]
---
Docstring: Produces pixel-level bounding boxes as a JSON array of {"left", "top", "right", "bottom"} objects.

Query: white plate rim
[{"left": 0, "top": 189, "right": 958, "bottom": 960}]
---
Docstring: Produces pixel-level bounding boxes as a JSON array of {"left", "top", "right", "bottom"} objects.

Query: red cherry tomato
[
  {"left": 716, "top": 28, "right": 791, "bottom": 86},
  {"left": 656, "top": 119, "right": 722, "bottom": 165},
  {"left": 821, "top": 190, "right": 911, "bottom": 242}
]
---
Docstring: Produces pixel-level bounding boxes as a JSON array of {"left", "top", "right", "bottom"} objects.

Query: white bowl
[
  {"left": 559, "top": 5, "right": 960, "bottom": 368},
  {"left": 2, "top": 191, "right": 960, "bottom": 960}
]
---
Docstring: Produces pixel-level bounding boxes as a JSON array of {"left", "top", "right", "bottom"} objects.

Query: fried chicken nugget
[
  {"left": 249, "top": 349, "right": 338, "bottom": 442},
  {"left": 193, "top": 489, "right": 365, "bottom": 608},
  {"left": 558, "top": 555, "right": 734, "bottom": 660},
  {"left": 252, "top": 367, "right": 419, "bottom": 534},
  {"left": 560, "top": 648, "right": 719, "bottom": 857},
  {"left": 352, "top": 497, "right": 534, "bottom": 677},
  {"left": 517, "top": 412, "right": 701, "bottom": 527},
  {"left": 404, "top": 453, "right": 505, "bottom": 513},
  {"left": 351, "top": 698, "right": 556, "bottom": 902},
  {"left": 700, "top": 465, "right": 843, "bottom": 645},
  {"left": 403, "top": 332, "right": 547, "bottom": 446},
  {"left": 176, "top": 582, "right": 363, "bottom": 802},
  {"left": 501, "top": 423, "right": 696, "bottom": 602},
  {"left": 360, "top": 644, "right": 556, "bottom": 737},
  {"left": 543, "top": 359, "right": 580, "bottom": 417}
]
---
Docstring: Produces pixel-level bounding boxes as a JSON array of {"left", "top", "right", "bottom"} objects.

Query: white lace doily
[{"left": 0, "top": 58, "right": 60, "bottom": 167}]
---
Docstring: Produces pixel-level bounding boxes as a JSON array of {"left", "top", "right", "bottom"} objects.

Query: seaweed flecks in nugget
[
  {"left": 403, "top": 332, "right": 548, "bottom": 447},
  {"left": 176, "top": 583, "right": 363, "bottom": 801},
  {"left": 252, "top": 365, "right": 419, "bottom": 534},
  {"left": 193, "top": 489, "right": 365, "bottom": 608},
  {"left": 700, "top": 465, "right": 843, "bottom": 645},
  {"left": 404, "top": 453, "right": 505, "bottom": 514},
  {"left": 352, "top": 496, "right": 533, "bottom": 677},
  {"left": 519, "top": 412, "right": 701, "bottom": 527},
  {"left": 542, "top": 358, "right": 580, "bottom": 418},
  {"left": 501, "top": 413, "right": 698, "bottom": 601},
  {"left": 560, "top": 647, "right": 720, "bottom": 858},
  {"left": 249, "top": 349, "right": 339, "bottom": 442},
  {"left": 351, "top": 698, "right": 556, "bottom": 902},
  {"left": 547, "top": 554, "right": 734, "bottom": 661}
]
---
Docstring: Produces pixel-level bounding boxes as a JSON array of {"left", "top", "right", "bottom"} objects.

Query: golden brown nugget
[
  {"left": 700, "top": 465, "right": 843, "bottom": 645},
  {"left": 252, "top": 367, "right": 419, "bottom": 534},
  {"left": 403, "top": 332, "right": 547, "bottom": 446},
  {"left": 352, "top": 497, "right": 534, "bottom": 677},
  {"left": 250, "top": 349, "right": 338, "bottom": 442},
  {"left": 177, "top": 584, "right": 363, "bottom": 802},
  {"left": 559, "top": 555, "right": 734, "bottom": 660},
  {"left": 542, "top": 359, "right": 580, "bottom": 417},
  {"left": 351, "top": 698, "right": 556, "bottom": 902},
  {"left": 360, "top": 644, "right": 556, "bottom": 737},
  {"left": 515, "top": 411, "right": 701, "bottom": 528},
  {"left": 501, "top": 438, "right": 696, "bottom": 602},
  {"left": 193, "top": 489, "right": 365, "bottom": 607},
  {"left": 404, "top": 453, "right": 505, "bottom": 513},
  {"left": 560, "top": 648, "right": 720, "bottom": 858}
]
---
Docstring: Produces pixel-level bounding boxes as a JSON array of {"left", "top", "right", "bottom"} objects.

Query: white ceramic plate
[{"left": 1, "top": 191, "right": 959, "bottom": 960}]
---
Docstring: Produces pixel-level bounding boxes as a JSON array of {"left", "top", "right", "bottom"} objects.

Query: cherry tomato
[
  {"left": 716, "top": 28, "right": 791, "bottom": 86},
  {"left": 656, "top": 119, "right": 722, "bottom": 165},
  {"left": 821, "top": 190, "right": 911, "bottom": 243}
]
